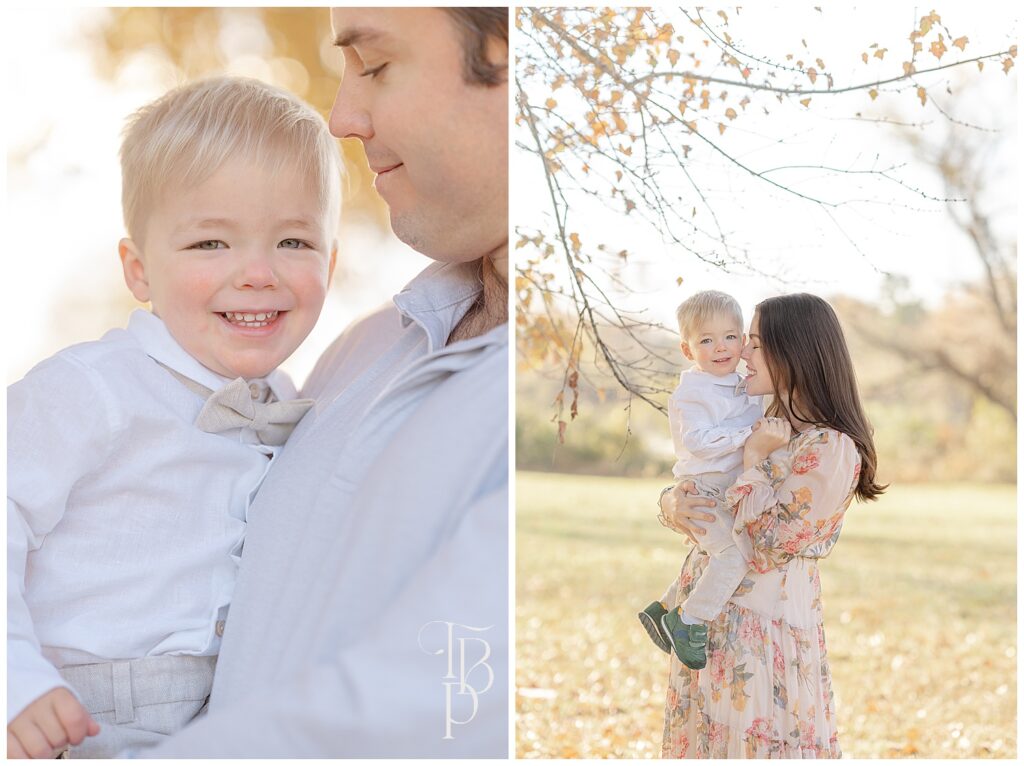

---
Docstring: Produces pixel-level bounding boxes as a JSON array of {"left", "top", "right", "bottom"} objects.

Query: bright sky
[
  {"left": 512, "top": 5, "right": 1018, "bottom": 331},
  {"left": 5, "top": 7, "right": 426, "bottom": 385}
]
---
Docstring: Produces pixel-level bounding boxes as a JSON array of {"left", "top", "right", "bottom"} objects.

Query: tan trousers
[{"left": 56, "top": 654, "right": 216, "bottom": 758}]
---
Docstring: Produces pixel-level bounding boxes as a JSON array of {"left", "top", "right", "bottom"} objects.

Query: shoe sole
[{"left": 637, "top": 611, "right": 671, "bottom": 654}]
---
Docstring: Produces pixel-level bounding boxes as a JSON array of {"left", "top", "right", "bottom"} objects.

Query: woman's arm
[{"left": 725, "top": 429, "right": 860, "bottom": 573}]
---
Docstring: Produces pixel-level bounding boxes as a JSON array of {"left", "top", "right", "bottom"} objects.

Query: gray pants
[
  {"left": 56, "top": 654, "right": 216, "bottom": 758},
  {"left": 660, "top": 471, "right": 749, "bottom": 623}
]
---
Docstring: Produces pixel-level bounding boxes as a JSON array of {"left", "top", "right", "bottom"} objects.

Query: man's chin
[{"left": 390, "top": 210, "right": 483, "bottom": 265}]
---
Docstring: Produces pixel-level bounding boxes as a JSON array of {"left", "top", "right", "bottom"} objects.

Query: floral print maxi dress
[{"left": 662, "top": 427, "right": 860, "bottom": 758}]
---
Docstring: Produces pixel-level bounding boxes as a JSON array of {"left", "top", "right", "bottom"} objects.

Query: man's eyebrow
[{"left": 332, "top": 27, "right": 386, "bottom": 48}]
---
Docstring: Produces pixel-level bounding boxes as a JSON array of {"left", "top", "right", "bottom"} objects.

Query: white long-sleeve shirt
[
  {"left": 138, "top": 259, "right": 509, "bottom": 758},
  {"left": 669, "top": 367, "right": 763, "bottom": 478},
  {"left": 7, "top": 309, "right": 293, "bottom": 722}
]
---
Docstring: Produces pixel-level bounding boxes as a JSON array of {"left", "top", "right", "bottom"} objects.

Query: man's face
[{"left": 329, "top": 8, "right": 508, "bottom": 263}]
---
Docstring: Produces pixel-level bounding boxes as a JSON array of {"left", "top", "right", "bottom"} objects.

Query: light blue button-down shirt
[{"left": 141, "top": 260, "right": 509, "bottom": 758}]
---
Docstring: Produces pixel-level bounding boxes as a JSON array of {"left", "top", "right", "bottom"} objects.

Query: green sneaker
[
  {"left": 637, "top": 601, "right": 671, "bottom": 654},
  {"left": 661, "top": 608, "right": 708, "bottom": 669}
]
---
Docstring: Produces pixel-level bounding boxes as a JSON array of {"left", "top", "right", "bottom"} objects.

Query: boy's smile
[
  {"left": 119, "top": 159, "right": 337, "bottom": 380},
  {"left": 681, "top": 313, "right": 745, "bottom": 377}
]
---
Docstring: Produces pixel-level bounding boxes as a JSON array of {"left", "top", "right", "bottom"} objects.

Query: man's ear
[
  {"left": 327, "top": 239, "right": 338, "bottom": 286},
  {"left": 680, "top": 340, "right": 694, "bottom": 361},
  {"left": 119, "top": 238, "right": 150, "bottom": 303}
]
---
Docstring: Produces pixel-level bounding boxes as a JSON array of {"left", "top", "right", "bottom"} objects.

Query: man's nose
[{"left": 328, "top": 73, "right": 373, "bottom": 140}]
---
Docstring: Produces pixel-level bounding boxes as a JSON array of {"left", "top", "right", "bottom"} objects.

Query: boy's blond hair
[
  {"left": 120, "top": 76, "right": 342, "bottom": 244},
  {"left": 675, "top": 290, "right": 743, "bottom": 341}
]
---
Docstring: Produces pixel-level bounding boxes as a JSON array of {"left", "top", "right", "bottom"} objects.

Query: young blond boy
[
  {"left": 638, "top": 291, "right": 762, "bottom": 669},
  {"left": 7, "top": 76, "right": 340, "bottom": 758}
]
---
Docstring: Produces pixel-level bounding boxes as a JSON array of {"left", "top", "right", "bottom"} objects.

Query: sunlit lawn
[{"left": 515, "top": 472, "right": 1016, "bottom": 758}]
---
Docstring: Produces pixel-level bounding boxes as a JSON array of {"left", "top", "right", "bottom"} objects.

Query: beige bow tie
[{"left": 156, "top": 362, "right": 314, "bottom": 445}]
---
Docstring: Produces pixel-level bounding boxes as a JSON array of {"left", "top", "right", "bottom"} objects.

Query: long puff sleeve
[{"left": 725, "top": 429, "right": 860, "bottom": 574}]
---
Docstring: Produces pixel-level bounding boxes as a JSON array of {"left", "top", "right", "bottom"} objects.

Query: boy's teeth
[{"left": 223, "top": 310, "right": 278, "bottom": 326}]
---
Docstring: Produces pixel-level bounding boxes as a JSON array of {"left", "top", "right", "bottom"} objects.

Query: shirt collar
[
  {"left": 392, "top": 260, "right": 491, "bottom": 354},
  {"left": 681, "top": 367, "right": 744, "bottom": 388},
  {"left": 125, "top": 309, "right": 297, "bottom": 400}
]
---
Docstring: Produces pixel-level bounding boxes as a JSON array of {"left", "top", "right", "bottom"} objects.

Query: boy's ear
[
  {"left": 680, "top": 340, "right": 694, "bottom": 361},
  {"left": 327, "top": 239, "right": 338, "bottom": 286},
  {"left": 119, "top": 238, "right": 151, "bottom": 303},
  {"left": 742, "top": 332, "right": 748, "bottom": 345}
]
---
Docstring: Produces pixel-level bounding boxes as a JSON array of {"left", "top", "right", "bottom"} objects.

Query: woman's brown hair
[{"left": 755, "top": 293, "right": 886, "bottom": 502}]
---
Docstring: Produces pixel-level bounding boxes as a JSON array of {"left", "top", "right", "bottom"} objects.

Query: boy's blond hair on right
[{"left": 674, "top": 290, "right": 744, "bottom": 342}]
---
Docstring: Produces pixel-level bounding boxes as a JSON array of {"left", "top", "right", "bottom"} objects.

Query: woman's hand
[
  {"left": 743, "top": 417, "right": 792, "bottom": 467},
  {"left": 659, "top": 480, "right": 717, "bottom": 544}
]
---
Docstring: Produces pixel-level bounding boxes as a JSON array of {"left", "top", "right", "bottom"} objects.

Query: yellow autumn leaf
[
  {"left": 874, "top": 48, "right": 887, "bottom": 60},
  {"left": 917, "top": 86, "right": 927, "bottom": 106},
  {"left": 1011, "top": 44, "right": 1018, "bottom": 57},
  {"left": 678, "top": 100, "right": 687, "bottom": 115},
  {"left": 977, "top": 60, "right": 985, "bottom": 71},
  {"left": 952, "top": 36, "right": 968, "bottom": 51},
  {"left": 869, "top": 88, "right": 878, "bottom": 100},
  {"left": 676, "top": 276, "right": 684, "bottom": 286},
  {"left": 800, "top": 97, "right": 811, "bottom": 107},
  {"left": 930, "top": 36, "right": 946, "bottom": 59},
  {"left": 545, "top": 98, "right": 557, "bottom": 109},
  {"left": 717, "top": 122, "right": 726, "bottom": 134},
  {"left": 903, "top": 61, "right": 915, "bottom": 76},
  {"left": 725, "top": 107, "right": 737, "bottom": 120},
  {"left": 807, "top": 67, "right": 817, "bottom": 83},
  {"left": 861, "top": 52, "right": 868, "bottom": 64},
  {"left": 1003, "top": 57, "right": 1015, "bottom": 74},
  {"left": 668, "top": 48, "right": 680, "bottom": 66}
]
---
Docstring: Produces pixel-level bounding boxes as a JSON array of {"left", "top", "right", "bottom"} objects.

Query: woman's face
[{"left": 740, "top": 312, "right": 776, "bottom": 397}]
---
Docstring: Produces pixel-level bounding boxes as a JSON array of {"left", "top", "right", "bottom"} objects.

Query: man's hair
[
  {"left": 675, "top": 290, "right": 743, "bottom": 341},
  {"left": 443, "top": 8, "right": 508, "bottom": 86},
  {"left": 120, "top": 76, "right": 342, "bottom": 244},
  {"left": 756, "top": 293, "right": 887, "bottom": 502}
]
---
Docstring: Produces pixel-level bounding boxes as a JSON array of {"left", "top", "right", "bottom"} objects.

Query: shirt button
[
  {"left": 215, "top": 620, "right": 226, "bottom": 637},
  {"left": 249, "top": 383, "right": 261, "bottom": 400}
]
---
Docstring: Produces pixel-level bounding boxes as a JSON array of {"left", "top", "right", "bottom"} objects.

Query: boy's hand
[
  {"left": 743, "top": 417, "right": 792, "bottom": 466},
  {"left": 7, "top": 688, "right": 99, "bottom": 759}
]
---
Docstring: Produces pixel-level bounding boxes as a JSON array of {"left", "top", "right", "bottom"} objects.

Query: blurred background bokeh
[{"left": 6, "top": 6, "right": 425, "bottom": 386}]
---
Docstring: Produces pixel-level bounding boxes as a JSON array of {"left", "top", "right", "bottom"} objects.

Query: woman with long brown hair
[{"left": 659, "top": 293, "right": 884, "bottom": 758}]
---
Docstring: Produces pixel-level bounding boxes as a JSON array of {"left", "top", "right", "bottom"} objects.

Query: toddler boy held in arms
[
  {"left": 637, "top": 291, "right": 762, "bottom": 670},
  {"left": 7, "top": 77, "right": 340, "bottom": 758}
]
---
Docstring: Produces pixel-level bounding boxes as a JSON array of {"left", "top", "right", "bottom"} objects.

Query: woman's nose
[{"left": 740, "top": 340, "right": 752, "bottom": 359}]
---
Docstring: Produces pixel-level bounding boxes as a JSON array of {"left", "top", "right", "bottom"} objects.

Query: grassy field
[{"left": 516, "top": 472, "right": 1016, "bottom": 758}]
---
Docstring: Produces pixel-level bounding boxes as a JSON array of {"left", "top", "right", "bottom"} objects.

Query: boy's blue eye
[
  {"left": 700, "top": 338, "right": 712, "bottom": 344},
  {"left": 279, "top": 239, "right": 309, "bottom": 249},
  {"left": 189, "top": 240, "right": 226, "bottom": 250},
  {"left": 727, "top": 334, "right": 738, "bottom": 340}
]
